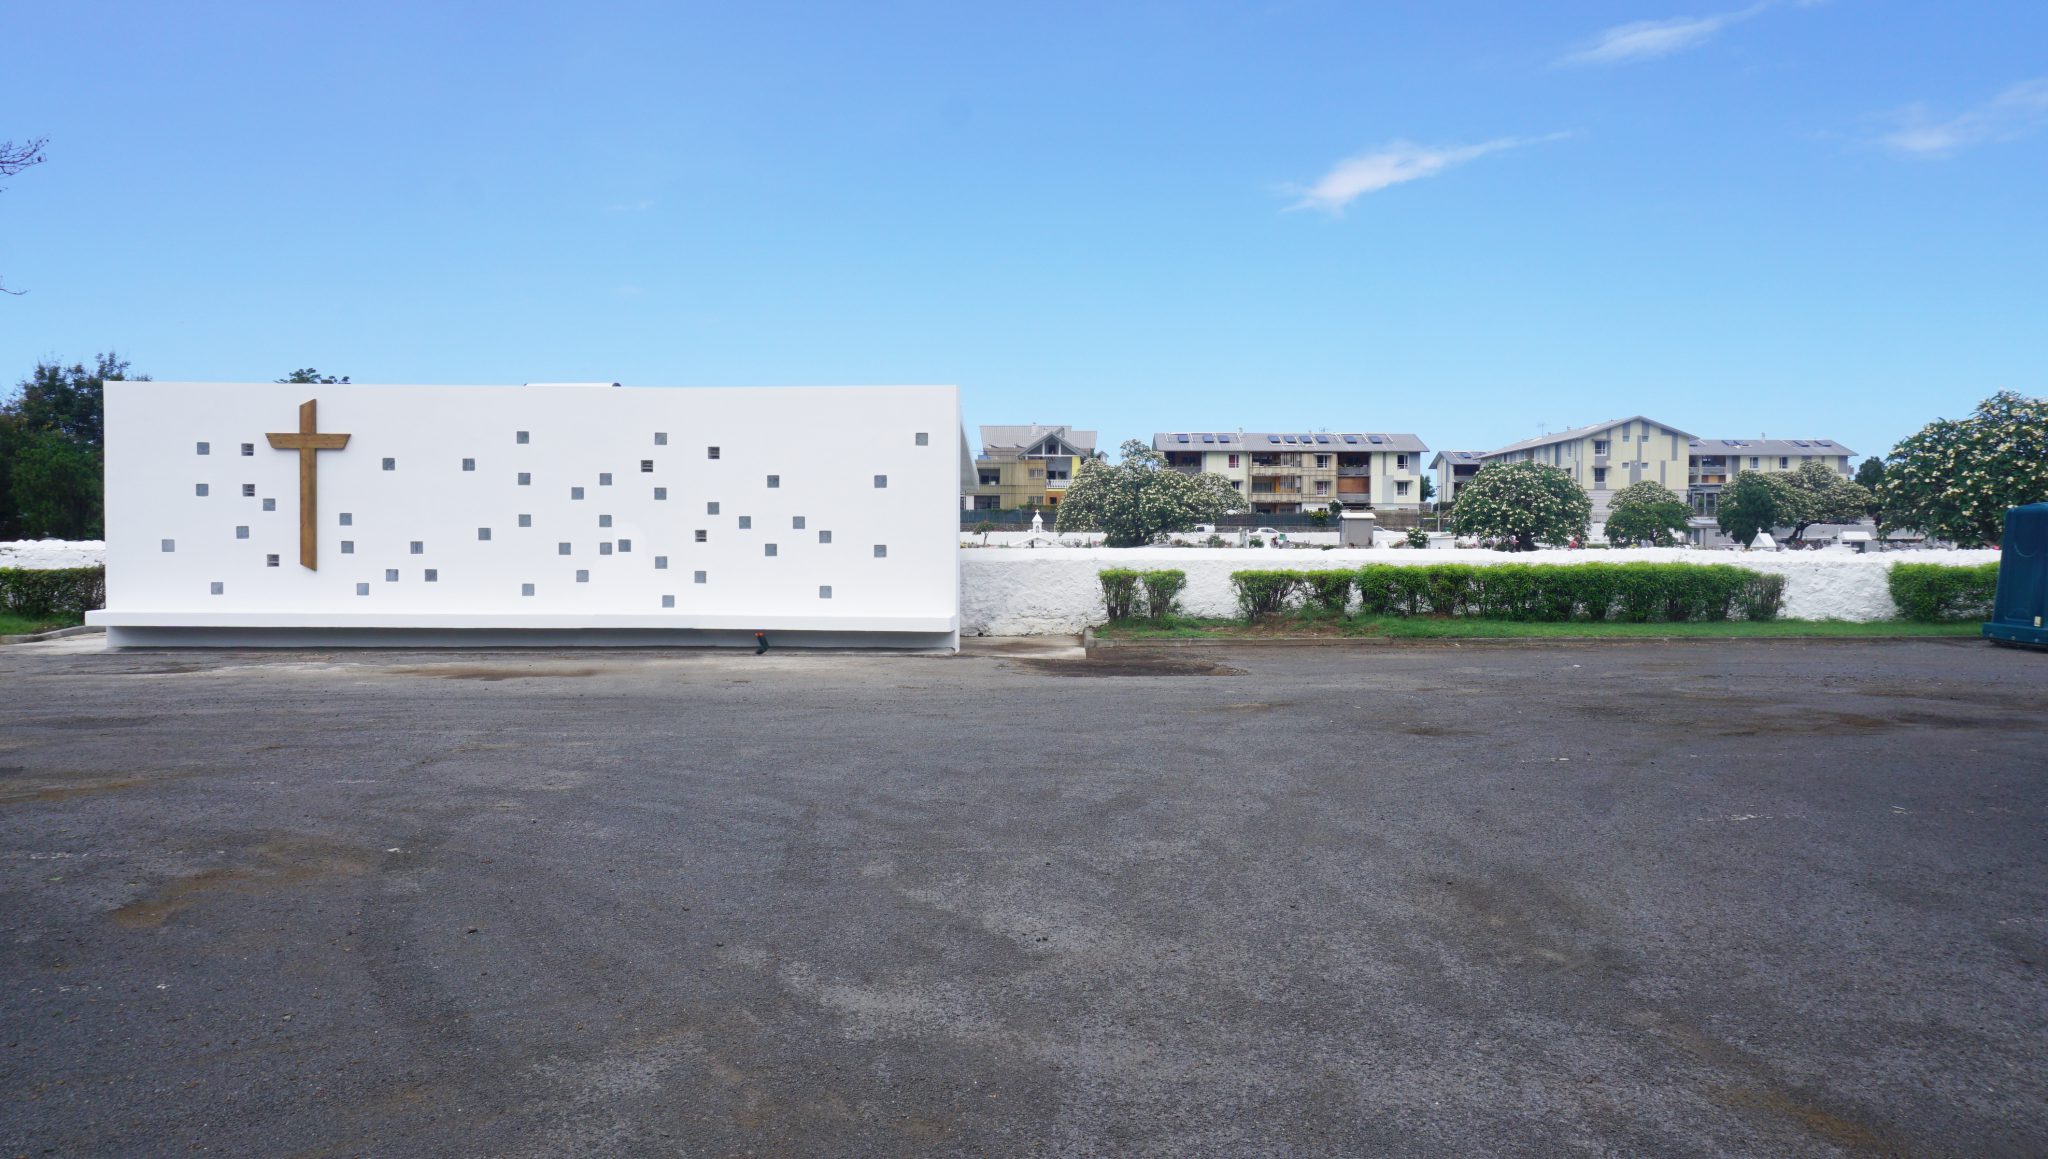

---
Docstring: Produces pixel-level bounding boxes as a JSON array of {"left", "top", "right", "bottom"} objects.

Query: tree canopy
[
  {"left": 1715, "top": 471, "right": 1781, "bottom": 547},
  {"left": 1448, "top": 461, "right": 1591, "bottom": 551},
  {"left": 1762, "top": 460, "right": 1874, "bottom": 542},
  {"left": 1602, "top": 480, "right": 1690, "bottom": 546},
  {"left": 1055, "top": 438, "right": 1244, "bottom": 546},
  {"left": 277, "top": 368, "right": 350, "bottom": 384},
  {"left": 0, "top": 352, "right": 143, "bottom": 539},
  {"left": 1879, "top": 391, "right": 2048, "bottom": 548}
]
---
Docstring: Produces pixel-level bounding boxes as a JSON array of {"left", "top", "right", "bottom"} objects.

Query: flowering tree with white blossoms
[
  {"left": 1055, "top": 439, "right": 1245, "bottom": 546},
  {"left": 1880, "top": 391, "right": 2048, "bottom": 548},
  {"left": 1449, "top": 461, "right": 1591, "bottom": 551}
]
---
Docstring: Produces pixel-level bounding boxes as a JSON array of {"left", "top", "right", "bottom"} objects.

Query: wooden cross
[{"left": 266, "top": 399, "right": 350, "bottom": 570}]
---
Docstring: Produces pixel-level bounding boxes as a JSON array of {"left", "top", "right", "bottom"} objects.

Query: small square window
[
  {"left": 693, "top": 570, "right": 707, "bottom": 584},
  {"left": 599, "top": 473, "right": 612, "bottom": 486},
  {"left": 819, "top": 585, "right": 832, "bottom": 599},
  {"left": 517, "top": 430, "right": 529, "bottom": 444},
  {"left": 576, "top": 569, "right": 589, "bottom": 583},
  {"left": 262, "top": 498, "right": 276, "bottom": 512},
  {"left": 196, "top": 483, "right": 209, "bottom": 496},
  {"left": 662, "top": 594, "right": 675, "bottom": 608},
  {"left": 425, "top": 569, "right": 438, "bottom": 582},
  {"left": 462, "top": 458, "right": 476, "bottom": 471},
  {"left": 818, "top": 530, "right": 832, "bottom": 544},
  {"left": 706, "top": 501, "right": 719, "bottom": 515},
  {"left": 571, "top": 486, "right": 584, "bottom": 500},
  {"left": 410, "top": 541, "right": 423, "bottom": 554},
  {"left": 641, "top": 460, "right": 654, "bottom": 472},
  {"left": 266, "top": 554, "right": 279, "bottom": 567},
  {"left": 707, "top": 446, "right": 720, "bottom": 459},
  {"left": 765, "top": 543, "right": 778, "bottom": 557},
  {"left": 382, "top": 457, "right": 395, "bottom": 471},
  {"left": 241, "top": 442, "right": 254, "bottom": 456},
  {"left": 599, "top": 514, "right": 612, "bottom": 528},
  {"left": 196, "top": 442, "right": 210, "bottom": 455},
  {"left": 873, "top": 544, "right": 887, "bottom": 558},
  {"left": 600, "top": 542, "right": 613, "bottom": 556},
  {"left": 518, "top": 472, "right": 531, "bottom": 486},
  {"left": 915, "top": 432, "right": 929, "bottom": 446},
  {"left": 478, "top": 527, "right": 491, "bottom": 541},
  {"left": 211, "top": 581, "right": 225, "bottom": 595},
  {"left": 792, "top": 515, "right": 805, "bottom": 529},
  {"left": 522, "top": 582, "right": 535, "bottom": 596},
  {"left": 654, "top": 487, "right": 667, "bottom": 500},
  {"left": 874, "top": 475, "right": 888, "bottom": 488},
  {"left": 162, "top": 539, "right": 176, "bottom": 552},
  {"left": 767, "top": 474, "right": 780, "bottom": 488},
  {"left": 235, "top": 525, "right": 249, "bottom": 539},
  {"left": 655, "top": 556, "right": 668, "bottom": 569},
  {"left": 242, "top": 483, "right": 256, "bottom": 497},
  {"left": 341, "top": 541, "right": 355, "bottom": 554},
  {"left": 738, "top": 516, "right": 752, "bottom": 530},
  {"left": 559, "top": 542, "right": 572, "bottom": 555},
  {"left": 518, "top": 514, "right": 532, "bottom": 527},
  {"left": 356, "top": 582, "right": 370, "bottom": 596},
  {"left": 618, "top": 538, "right": 632, "bottom": 552},
  {"left": 340, "top": 512, "right": 352, "bottom": 526},
  {"left": 654, "top": 432, "right": 667, "bottom": 445},
  {"left": 695, "top": 530, "right": 707, "bottom": 542},
  {"left": 385, "top": 569, "right": 399, "bottom": 582}
]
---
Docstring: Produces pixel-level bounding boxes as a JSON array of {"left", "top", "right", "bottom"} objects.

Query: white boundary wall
[
  {"left": 959, "top": 547, "right": 2001, "bottom": 636},
  {"left": 88, "top": 383, "right": 963, "bottom": 649}
]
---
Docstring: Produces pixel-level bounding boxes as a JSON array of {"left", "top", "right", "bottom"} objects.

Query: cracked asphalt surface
[{"left": 2, "top": 637, "right": 2045, "bottom": 1157}]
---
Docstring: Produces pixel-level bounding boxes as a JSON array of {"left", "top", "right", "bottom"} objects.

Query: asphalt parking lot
[{"left": 2, "top": 636, "right": 2044, "bottom": 1157}]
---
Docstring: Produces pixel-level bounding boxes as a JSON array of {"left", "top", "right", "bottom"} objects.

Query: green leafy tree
[
  {"left": 0, "top": 352, "right": 143, "bottom": 539},
  {"left": 1716, "top": 471, "right": 1782, "bottom": 547},
  {"left": 1854, "top": 457, "right": 1888, "bottom": 527},
  {"left": 973, "top": 519, "right": 996, "bottom": 545},
  {"left": 1418, "top": 476, "right": 1436, "bottom": 505},
  {"left": 1880, "top": 391, "right": 2048, "bottom": 548},
  {"left": 1602, "top": 480, "right": 1690, "bottom": 546},
  {"left": 1055, "top": 438, "right": 1244, "bottom": 547},
  {"left": 1448, "top": 461, "right": 1591, "bottom": 552},
  {"left": 277, "top": 368, "right": 350, "bottom": 384},
  {"left": 1771, "top": 460, "right": 1874, "bottom": 542}
]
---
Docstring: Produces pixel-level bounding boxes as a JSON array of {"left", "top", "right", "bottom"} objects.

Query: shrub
[
  {"left": 1405, "top": 527, "right": 1429, "bottom": 548},
  {"left": 1421, "top": 564, "right": 1476, "bottom": 616},
  {"left": 1389, "top": 566, "right": 1433, "bottom": 616},
  {"left": 1739, "top": 572, "right": 1786, "bottom": 621},
  {"left": 0, "top": 566, "right": 105, "bottom": 620},
  {"left": 1355, "top": 565, "right": 1401, "bottom": 616},
  {"left": 1338, "top": 561, "right": 1783, "bottom": 623},
  {"left": 1231, "top": 570, "right": 1305, "bottom": 619},
  {"left": 1304, "top": 570, "right": 1354, "bottom": 614},
  {"left": 1097, "top": 568, "right": 1142, "bottom": 620},
  {"left": 1469, "top": 564, "right": 1535, "bottom": 619},
  {"left": 1888, "top": 562, "right": 1999, "bottom": 622},
  {"left": 1140, "top": 569, "right": 1188, "bottom": 619}
]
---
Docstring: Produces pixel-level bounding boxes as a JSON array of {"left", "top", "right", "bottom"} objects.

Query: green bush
[
  {"left": 1140, "top": 570, "right": 1188, "bottom": 620},
  {"left": 1888, "top": 562, "right": 1999, "bottom": 622},
  {"left": 1356, "top": 565, "right": 1400, "bottom": 616},
  {"left": 1231, "top": 570, "right": 1305, "bottom": 619},
  {"left": 1739, "top": 573, "right": 1787, "bottom": 622},
  {"left": 1327, "top": 561, "right": 1789, "bottom": 623},
  {"left": 1405, "top": 527, "right": 1429, "bottom": 548},
  {"left": 1097, "top": 568, "right": 1142, "bottom": 620},
  {"left": 1422, "top": 564, "right": 1476, "bottom": 616},
  {"left": 0, "top": 566, "right": 105, "bottom": 620},
  {"left": 1304, "top": 570, "right": 1353, "bottom": 614}
]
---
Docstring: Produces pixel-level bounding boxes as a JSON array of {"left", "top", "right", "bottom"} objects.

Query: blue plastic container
[{"left": 1983, "top": 502, "right": 2048, "bottom": 648}]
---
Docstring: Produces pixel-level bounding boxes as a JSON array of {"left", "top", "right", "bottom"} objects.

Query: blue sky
[{"left": 5, "top": 1, "right": 2043, "bottom": 461}]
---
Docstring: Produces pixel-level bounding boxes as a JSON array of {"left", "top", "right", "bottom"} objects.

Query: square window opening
[
  {"left": 210, "top": 581, "right": 224, "bottom": 595},
  {"left": 873, "top": 544, "right": 887, "bottom": 558},
  {"left": 654, "top": 487, "right": 667, "bottom": 500},
  {"left": 662, "top": 594, "right": 675, "bottom": 608},
  {"left": 266, "top": 554, "right": 279, "bottom": 567},
  {"left": 693, "top": 570, "right": 707, "bottom": 584},
  {"left": 517, "top": 430, "right": 530, "bottom": 444}
]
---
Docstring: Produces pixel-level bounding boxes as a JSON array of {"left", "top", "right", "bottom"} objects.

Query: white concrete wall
[
  {"left": 90, "top": 382, "right": 961, "bottom": 646},
  {"left": 957, "top": 546, "right": 2002, "bottom": 635}
]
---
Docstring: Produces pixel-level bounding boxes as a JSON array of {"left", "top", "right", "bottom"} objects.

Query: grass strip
[{"left": 1098, "top": 615, "right": 1982, "bottom": 641}]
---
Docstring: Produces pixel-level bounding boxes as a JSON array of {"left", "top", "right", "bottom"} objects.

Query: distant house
[
  {"left": 967, "top": 425, "right": 1097, "bottom": 511},
  {"left": 1685, "top": 437, "right": 1859, "bottom": 546},
  {"left": 1479, "top": 416, "right": 1698, "bottom": 520},
  {"left": 1428, "top": 450, "right": 1486, "bottom": 507},
  {"left": 1151, "top": 431, "right": 1431, "bottom": 514}
]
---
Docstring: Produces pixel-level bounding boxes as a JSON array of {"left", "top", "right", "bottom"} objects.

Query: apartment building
[
  {"left": 1684, "top": 437, "right": 1857, "bottom": 516},
  {"left": 1151, "top": 431, "right": 1431, "bottom": 513},
  {"left": 1429, "top": 451, "right": 1486, "bottom": 507},
  {"left": 1480, "top": 416, "right": 1697, "bottom": 519},
  {"left": 967, "top": 424, "right": 1098, "bottom": 511}
]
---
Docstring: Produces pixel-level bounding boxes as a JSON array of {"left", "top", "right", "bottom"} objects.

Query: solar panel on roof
[
  {"left": 1266, "top": 435, "right": 1278, "bottom": 443},
  {"left": 1202, "top": 434, "right": 1215, "bottom": 443},
  {"left": 1342, "top": 434, "right": 1359, "bottom": 444},
  {"left": 1176, "top": 433, "right": 1189, "bottom": 443},
  {"left": 1315, "top": 435, "right": 1331, "bottom": 443},
  {"left": 1816, "top": 440, "right": 1832, "bottom": 447},
  {"left": 1283, "top": 435, "right": 1296, "bottom": 443},
  {"left": 1722, "top": 440, "right": 1741, "bottom": 447},
  {"left": 1791, "top": 439, "right": 1808, "bottom": 447},
  {"left": 1368, "top": 435, "right": 1385, "bottom": 444}
]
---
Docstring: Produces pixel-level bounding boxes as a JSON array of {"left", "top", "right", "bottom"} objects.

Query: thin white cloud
[
  {"left": 1879, "top": 78, "right": 2048, "bottom": 157},
  {"left": 1288, "top": 134, "right": 1570, "bottom": 214},
  {"left": 1558, "top": 3, "right": 1769, "bottom": 66}
]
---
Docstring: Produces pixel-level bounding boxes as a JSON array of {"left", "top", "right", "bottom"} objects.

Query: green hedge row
[
  {"left": 1887, "top": 562, "right": 1999, "bottom": 622},
  {"left": 0, "top": 566, "right": 106, "bottom": 620},
  {"left": 1232, "top": 563, "right": 1786, "bottom": 623},
  {"left": 1099, "top": 568, "right": 1188, "bottom": 621}
]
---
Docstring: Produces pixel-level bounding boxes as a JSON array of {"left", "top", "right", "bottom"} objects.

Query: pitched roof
[
  {"left": 1428, "top": 450, "right": 1487, "bottom": 468},
  {"left": 1481, "top": 416, "right": 1698, "bottom": 458},
  {"left": 979, "top": 424, "right": 1097, "bottom": 458},
  {"left": 1687, "top": 437, "right": 1858, "bottom": 458},
  {"left": 1151, "top": 431, "right": 1429, "bottom": 453}
]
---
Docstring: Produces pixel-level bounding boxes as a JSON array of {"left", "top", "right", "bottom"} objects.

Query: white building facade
[{"left": 90, "top": 382, "right": 965, "bottom": 649}]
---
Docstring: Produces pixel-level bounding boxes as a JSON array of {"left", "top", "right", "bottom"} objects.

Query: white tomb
[{"left": 89, "top": 382, "right": 967, "bottom": 650}]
